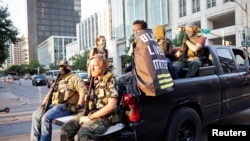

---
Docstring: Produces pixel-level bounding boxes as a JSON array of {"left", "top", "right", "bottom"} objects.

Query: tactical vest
[
  {"left": 88, "top": 71, "right": 113, "bottom": 113},
  {"left": 180, "top": 34, "right": 204, "bottom": 61},
  {"left": 51, "top": 73, "right": 74, "bottom": 105},
  {"left": 157, "top": 38, "right": 173, "bottom": 55}
]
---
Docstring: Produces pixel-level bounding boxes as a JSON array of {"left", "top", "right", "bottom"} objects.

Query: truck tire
[{"left": 165, "top": 107, "right": 201, "bottom": 141}]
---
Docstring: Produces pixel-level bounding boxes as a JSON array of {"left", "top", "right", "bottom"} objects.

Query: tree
[
  {"left": 0, "top": 5, "right": 21, "bottom": 65},
  {"left": 69, "top": 50, "right": 89, "bottom": 71},
  {"left": 28, "top": 60, "right": 45, "bottom": 74},
  {"left": 49, "top": 62, "right": 59, "bottom": 70}
]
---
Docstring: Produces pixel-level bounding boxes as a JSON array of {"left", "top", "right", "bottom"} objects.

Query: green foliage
[
  {"left": 0, "top": 5, "right": 21, "bottom": 64},
  {"left": 6, "top": 60, "right": 45, "bottom": 76},
  {"left": 172, "top": 32, "right": 185, "bottom": 47},
  {"left": 49, "top": 62, "right": 58, "bottom": 70},
  {"left": 69, "top": 49, "right": 89, "bottom": 71}
]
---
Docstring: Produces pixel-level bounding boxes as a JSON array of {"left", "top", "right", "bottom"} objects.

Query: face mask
[{"left": 60, "top": 67, "right": 70, "bottom": 75}]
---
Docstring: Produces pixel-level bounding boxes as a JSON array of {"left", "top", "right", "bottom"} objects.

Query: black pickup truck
[{"left": 54, "top": 45, "right": 250, "bottom": 141}]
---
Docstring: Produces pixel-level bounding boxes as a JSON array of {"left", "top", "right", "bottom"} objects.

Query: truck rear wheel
[{"left": 165, "top": 107, "right": 201, "bottom": 141}]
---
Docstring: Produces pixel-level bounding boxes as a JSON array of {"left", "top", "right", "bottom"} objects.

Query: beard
[{"left": 60, "top": 68, "right": 70, "bottom": 75}]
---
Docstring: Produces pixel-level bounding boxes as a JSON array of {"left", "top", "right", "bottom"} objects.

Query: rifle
[
  {"left": 82, "top": 76, "right": 94, "bottom": 116},
  {"left": 40, "top": 73, "right": 61, "bottom": 118}
]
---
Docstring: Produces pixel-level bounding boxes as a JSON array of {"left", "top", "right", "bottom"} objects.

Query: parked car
[
  {"left": 7, "top": 75, "right": 20, "bottom": 80},
  {"left": 13, "top": 75, "right": 20, "bottom": 80},
  {"left": 45, "top": 70, "right": 60, "bottom": 88},
  {"left": 76, "top": 72, "right": 88, "bottom": 82},
  {"left": 76, "top": 72, "right": 89, "bottom": 90},
  {"left": 23, "top": 74, "right": 32, "bottom": 80},
  {"left": 7, "top": 75, "right": 13, "bottom": 79},
  {"left": 32, "top": 75, "right": 47, "bottom": 86}
]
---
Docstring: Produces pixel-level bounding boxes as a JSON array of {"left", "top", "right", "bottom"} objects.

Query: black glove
[{"left": 76, "top": 104, "right": 82, "bottom": 110}]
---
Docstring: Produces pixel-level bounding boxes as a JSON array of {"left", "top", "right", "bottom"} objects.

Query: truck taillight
[
  {"left": 84, "top": 81, "right": 90, "bottom": 90},
  {"left": 123, "top": 92, "right": 140, "bottom": 122}
]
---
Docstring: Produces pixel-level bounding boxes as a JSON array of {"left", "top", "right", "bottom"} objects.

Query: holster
[{"left": 63, "top": 103, "right": 77, "bottom": 113}]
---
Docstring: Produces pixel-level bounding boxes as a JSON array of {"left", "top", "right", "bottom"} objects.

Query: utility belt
[
  {"left": 63, "top": 102, "right": 80, "bottom": 113},
  {"left": 51, "top": 89, "right": 79, "bottom": 113}
]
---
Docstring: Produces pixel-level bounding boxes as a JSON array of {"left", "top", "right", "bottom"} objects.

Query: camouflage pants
[{"left": 60, "top": 117, "right": 110, "bottom": 141}]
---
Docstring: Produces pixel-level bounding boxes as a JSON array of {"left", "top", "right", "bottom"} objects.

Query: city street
[
  {"left": 0, "top": 78, "right": 61, "bottom": 141},
  {"left": 0, "top": 78, "right": 250, "bottom": 141}
]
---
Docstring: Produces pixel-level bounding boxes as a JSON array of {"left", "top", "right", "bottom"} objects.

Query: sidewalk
[
  {"left": 0, "top": 79, "right": 61, "bottom": 140},
  {"left": 0, "top": 81, "right": 24, "bottom": 108}
]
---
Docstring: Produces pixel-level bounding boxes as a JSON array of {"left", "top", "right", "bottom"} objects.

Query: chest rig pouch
[{"left": 51, "top": 74, "right": 73, "bottom": 105}]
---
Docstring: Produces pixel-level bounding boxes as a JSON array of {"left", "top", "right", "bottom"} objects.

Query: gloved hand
[{"left": 76, "top": 104, "right": 82, "bottom": 110}]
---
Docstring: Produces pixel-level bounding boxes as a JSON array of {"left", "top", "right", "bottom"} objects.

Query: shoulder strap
[
  {"left": 104, "top": 49, "right": 108, "bottom": 58},
  {"left": 94, "top": 47, "right": 98, "bottom": 54},
  {"left": 102, "top": 71, "right": 113, "bottom": 85},
  {"left": 63, "top": 73, "right": 76, "bottom": 103}
]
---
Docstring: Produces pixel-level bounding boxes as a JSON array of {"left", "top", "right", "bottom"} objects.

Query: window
[
  {"left": 207, "top": 0, "right": 216, "bottom": 8},
  {"left": 216, "top": 48, "right": 236, "bottom": 73},
  {"left": 232, "top": 49, "right": 247, "bottom": 71},
  {"left": 179, "top": 0, "right": 186, "bottom": 17},
  {"left": 147, "top": 0, "right": 168, "bottom": 28},
  {"left": 192, "top": 0, "right": 200, "bottom": 13}
]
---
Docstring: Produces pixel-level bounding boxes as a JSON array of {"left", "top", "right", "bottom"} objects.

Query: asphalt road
[
  {"left": 0, "top": 78, "right": 250, "bottom": 141},
  {"left": 0, "top": 79, "right": 61, "bottom": 140}
]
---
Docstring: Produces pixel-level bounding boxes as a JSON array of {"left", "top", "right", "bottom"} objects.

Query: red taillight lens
[
  {"left": 84, "top": 81, "right": 90, "bottom": 90},
  {"left": 123, "top": 92, "right": 140, "bottom": 122}
]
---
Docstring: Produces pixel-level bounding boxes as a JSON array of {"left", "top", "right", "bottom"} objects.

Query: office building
[
  {"left": 107, "top": 0, "right": 250, "bottom": 74},
  {"left": 21, "top": 36, "right": 29, "bottom": 64},
  {"left": 27, "top": 0, "right": 81, "bottom": 61},
  {"left": 37, "top": 36, "right": 77, "bottom": 67},
  {"left": 70, "top": 0, "right": 250, "bottom": 75}
]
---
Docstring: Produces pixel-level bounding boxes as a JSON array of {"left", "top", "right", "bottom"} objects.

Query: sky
[
  {"left": 1, "top": 0, "right": 28, "bottom": 36},
  {"left": 81, "top": 0, "right": 106, "bottom": 19},
  {"left": 0, "top": 0, "right": 106, "bottom": 37}
]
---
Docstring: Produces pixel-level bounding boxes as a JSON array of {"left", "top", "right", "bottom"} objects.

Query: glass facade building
[
  {"left": 27, "top": 0, "right": 81, "bottom": 61},
  {"left": 37, "top": 36, "right": 77, "bottom": 66},
  {"left": 111, "top": 0, "right": 169, "bottom": 55}
]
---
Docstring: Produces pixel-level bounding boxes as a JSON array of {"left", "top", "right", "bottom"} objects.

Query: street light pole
[
  {"left": 231, "top": 0, "right": 248, "bottom": 52},
  {"left": 37, "top": 67, "right": 40, "bottom": 75}
]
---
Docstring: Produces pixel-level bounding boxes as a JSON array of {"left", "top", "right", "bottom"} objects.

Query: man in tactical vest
[
  {"left": 60, "top": 54, "right": 118, "bottom": 141},
  {"left": 173, "top": 22, "right": 206, "bottom": 78},
  {"left": 31, "top": 61, "right": 86, "bottom": 141}
]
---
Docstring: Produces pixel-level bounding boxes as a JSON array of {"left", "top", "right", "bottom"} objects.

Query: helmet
[{"left": 59, "top": 60, "right": 70, "bottom": 67}]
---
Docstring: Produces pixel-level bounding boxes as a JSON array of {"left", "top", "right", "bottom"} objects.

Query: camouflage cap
[{"left": 59, "top": 60, "right": 70, "bottom": 67}]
